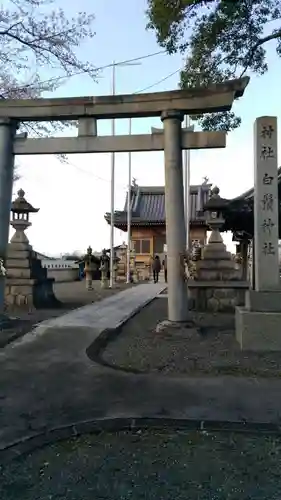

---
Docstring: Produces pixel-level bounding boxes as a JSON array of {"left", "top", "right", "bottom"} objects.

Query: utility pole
[
  {"left": 109, "top": 62, "right": 116, "bottom": 289},
  {"left": 126, "top": 117, "right": 132, "bottom": 283},
  {"left": 108, "top": 60, "right": 141, "bottom": 288}
]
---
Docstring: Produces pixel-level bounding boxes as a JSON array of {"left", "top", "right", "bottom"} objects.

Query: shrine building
[{"left": 104, "top": 181, "right": 212, "bottom": 264}]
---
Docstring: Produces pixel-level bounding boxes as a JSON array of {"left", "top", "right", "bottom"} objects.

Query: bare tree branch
[
  {"left": 0, "top": 0, "right": 96, "bottom": 163},
  {"left": 241, "top": 28, "right": 281, "bottom": 77}
]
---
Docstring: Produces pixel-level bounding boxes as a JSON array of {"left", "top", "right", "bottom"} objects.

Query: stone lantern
[
  {"left": 204, "top": 186, "right": 227, "bottom": 236},
  {"left": 112, "top": 250, "right": 120, "bottom": 283},
  {"left": 5, "top": 189, "right": 59, "bottom": 308},
  {"left": 83, "top": 246, "right": 96, "bottom": 291},
  {"left": 195, "top": 186, "right": 240, "bottom": 281},
  {"left": 100, "top": 249, "right": 110, "bottom": 288},
  {"left": 116, "top": 242, "right": 127, "bottom": 283},
  {"left": 130, "top": 243, "right": 138, "bottom": 283},
  {"left": 200, "top": 186, "right": 230, "bottom": 264},
  {"left": 119, "top": 242, "right": 127, "bottom": 261},
  {"left": 10, "top": 188, "right": 39, "bottom": 245},
  {"left": 186, "top": 186, "right": 247, "bottom": 313}
]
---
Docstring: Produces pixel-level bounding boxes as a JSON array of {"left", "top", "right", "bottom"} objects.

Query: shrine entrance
[{"left": 0, "top": 77, "right": 249, "bottom": 321}]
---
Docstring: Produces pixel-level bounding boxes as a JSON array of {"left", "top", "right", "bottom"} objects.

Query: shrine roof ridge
[
  {"left": 104, "top": 183, "right": 211, "bottom": 228},
  {"left": 135, "top": 184, "right": 212, "bottom": 194},
  {"left": 0, "top": 77, "right": 249, "bottom": 121}
]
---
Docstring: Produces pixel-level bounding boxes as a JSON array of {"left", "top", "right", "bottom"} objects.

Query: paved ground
[
  {"left": 0, "top": 280, "right": 136, "bottom": 348},
  {"left": 3, "top": 284, "right": 281, "bottom": 498},
  {"left": 3, "top": 283, "right": 281, "bottom": 460},
  {"left": 2, "top": 429, "right": 281, "bottom": 499},
  {"left": 0, "top": 283, "right": 165, "bottom": 449},
  {"left": 103, "top": 296, "right": 281, "bottom": 377}
]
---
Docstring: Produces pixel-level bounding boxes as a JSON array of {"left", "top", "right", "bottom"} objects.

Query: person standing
[
  {"left": 152, "top": 255, "right": 161, "bottom": 283},
  {"left": 162, "top": 255, "right": 167, "bottom": 283}
]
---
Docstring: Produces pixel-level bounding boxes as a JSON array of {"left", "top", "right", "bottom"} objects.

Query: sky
[{"left": 13, "top": 0, "right": 281, "bottom": 256}]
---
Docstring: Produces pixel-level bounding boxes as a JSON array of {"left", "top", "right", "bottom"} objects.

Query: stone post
[
  {"left": 100, "top": 249, "right": 109, "bottom": 289},
  {"left": 236, "top": 116, "right": 281, "bottom": 350},
  {"left": 84, "top": 266, "right": 93, "bottom": 291},
  {"left": 100, "top": 267, "right": 108, "bottom": 288},
  {"left": 161, "top": 110, "right": 188, "bottom": 322},
  {"left": 254, "top": 117, "right": 279, "bottom": 290},
  {"left": 0, "top": 119, "right": 17, "bottom": 313},
  {"left": 130, "top": 248, "right": 138, "bottom": 283}
]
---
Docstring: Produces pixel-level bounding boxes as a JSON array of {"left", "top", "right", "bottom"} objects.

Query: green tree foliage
[{"left": 147, "top": 0, "right": 281, "bottom": 130}]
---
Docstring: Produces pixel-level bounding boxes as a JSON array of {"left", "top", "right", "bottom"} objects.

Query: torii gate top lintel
[{"left": 0, "top": 76, "right": 249, "bottom": 122}]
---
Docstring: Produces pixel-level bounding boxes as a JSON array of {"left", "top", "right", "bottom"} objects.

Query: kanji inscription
[{"left": 254, "top": 116, "right": 279, "bottom": 291}]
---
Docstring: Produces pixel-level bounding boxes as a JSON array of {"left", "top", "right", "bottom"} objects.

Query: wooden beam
[
  {"left": 1, "top": 77, "right": 249, "bottom": 121},
  {"left": 14, "top": 131, "right": 226, "bottom": 155}
]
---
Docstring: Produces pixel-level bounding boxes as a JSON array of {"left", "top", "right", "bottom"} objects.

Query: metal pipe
[
  {"left": 126, "top": 118, "right": 132, "bottom": 283},
  {"left": 184, "top": 114, "right": 191, "bottom": 250},
  {"left": 109, "top": 62, "right": 116, "bottom": 289},
  {"left": 108, "top": 60, "right": 141, "bottom": 288}
]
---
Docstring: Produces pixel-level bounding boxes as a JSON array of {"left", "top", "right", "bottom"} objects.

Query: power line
[
  {"left": 2, "top": 50, "right": 166, "bottom": 97},
  {"left": 16, "top": 62, "right": 182, "bottom": 189},
  {"left": 66, "top": 159, "right": 127, "bottom": 189},
  {"left": 67, "top": 66, "right": 182, "bottom": 181},
  {"left": 134, "top": 67, "right": 181, "bottom": 94}
]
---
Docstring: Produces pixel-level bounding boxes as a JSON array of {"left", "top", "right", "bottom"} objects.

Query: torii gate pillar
[
  {"left": 0, "top": 119, "right": 16, "bottom": 313},
  {"left": 161, "top": 110, "right": 188, "bottom": 322}
]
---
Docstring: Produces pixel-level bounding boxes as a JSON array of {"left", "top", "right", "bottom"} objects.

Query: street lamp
[{"left": 109, "top": 61, "right": 141, "bottom": 289}]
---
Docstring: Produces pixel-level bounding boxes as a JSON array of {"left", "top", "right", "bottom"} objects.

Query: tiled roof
[
  {"left": 34, "top": 251, "right": 56, "bottom": 260},
  {"left": 105, "top": 184, "right": 212, "bottom": 227}
]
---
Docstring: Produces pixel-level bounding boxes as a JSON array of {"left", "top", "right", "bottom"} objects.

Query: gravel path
[
  {"left": 103, "top": 297, "right": 281, "bottom": 377},
  {"left": 1, "top": 280, "right": 135, "bottom": 348},
  {"left": 1, "top": 429, "right": 281, "bottom": 499}
]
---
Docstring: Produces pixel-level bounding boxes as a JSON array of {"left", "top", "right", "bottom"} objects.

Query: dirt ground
[
  {"left": 0, "top": 280, "right": 135, "bottom": 348},
  {"left": 102, "top": 296, "right": 281, "bottom": 378},
  {"left": 1, "top": 429, "right": 281, "bottom": 499}
]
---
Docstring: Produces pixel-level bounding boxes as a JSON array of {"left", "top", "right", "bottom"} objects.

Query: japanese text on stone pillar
[{"left": 260, "top": 125, "right": 276, "bottom": 257}]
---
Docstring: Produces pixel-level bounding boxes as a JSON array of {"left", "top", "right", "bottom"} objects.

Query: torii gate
[{"left": 0, "top": 77, "right": 249, "bottom": 321}]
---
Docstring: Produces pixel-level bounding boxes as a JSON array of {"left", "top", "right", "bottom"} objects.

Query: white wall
[
  {"left": 41, "top": 258, "right": 79, "bottom": 282},
  {"left": 41, "top": 259, "right": 79, "bottom": 269}
]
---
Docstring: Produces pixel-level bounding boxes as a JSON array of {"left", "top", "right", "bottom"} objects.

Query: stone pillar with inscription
[{"left": 236, "top": 116, "right": 281, "bottom": 350}]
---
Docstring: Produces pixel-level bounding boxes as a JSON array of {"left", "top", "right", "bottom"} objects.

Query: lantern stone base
[
  {"left": 187, "top": 224, "right": 248, "bottom": 312},
  {"left": 5, "top": 243, "right": 61, "bottom": 309},
  {"left": 5, "top": 276, "right": 60, "bottom": 309},
  {"left": 100, "top": 274, "right": 109, "bottom": 288},
  {"left": 188, "top": 281, "right": 248, "bottom": 312}
]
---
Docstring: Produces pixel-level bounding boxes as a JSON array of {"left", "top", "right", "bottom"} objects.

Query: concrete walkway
[
  {"left": 1, "top": 282, "right": 281, "bottom": 453},
  {"left": 25, "top": 282, "right": 165, "bottom": 336}
]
